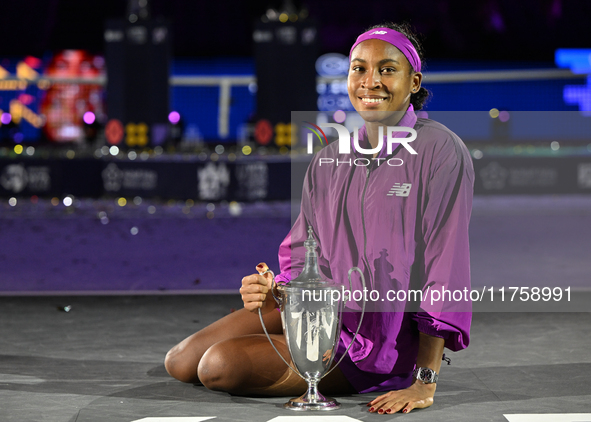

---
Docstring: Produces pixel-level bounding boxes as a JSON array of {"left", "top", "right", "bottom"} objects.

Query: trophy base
[{"left": 284, "top": 393, "right": 341, "bottom": 411}]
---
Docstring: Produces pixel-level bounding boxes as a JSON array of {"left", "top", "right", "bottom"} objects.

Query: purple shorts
[{"left": 332, "top": 338, "right": 413, "bottom": 394}]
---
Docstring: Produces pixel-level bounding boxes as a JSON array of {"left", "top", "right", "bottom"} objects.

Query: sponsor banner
[
  {"left": 2, "top": 156, "right": 590, "bottom": 200},
  {"left": 103, "top": 159, "right": 291, "bottom": 201},
  {"left": 99, "top": 160, "right": 276, "bottom": 200},
  {"left": 473, "top": 157, "right": 591, "bottom": 195},
  {"left": 0, "top": 158, "right": 289, "bottom": 201},
  {"left": 0, "top": 159, "right": 103, "bottom": 197}
]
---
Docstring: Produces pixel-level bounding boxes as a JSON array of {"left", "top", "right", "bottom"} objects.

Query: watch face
[{"left": 419, "top": 368, "right": 433, "bottom": 382}]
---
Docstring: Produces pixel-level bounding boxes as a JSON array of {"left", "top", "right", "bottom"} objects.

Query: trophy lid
[{"left": 287, "top": 226, "right": 334, "bottom": 289}]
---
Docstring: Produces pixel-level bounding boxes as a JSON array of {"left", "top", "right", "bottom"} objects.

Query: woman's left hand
[{"left": 367, "top": 381, "right": 436, "bottom": 415}]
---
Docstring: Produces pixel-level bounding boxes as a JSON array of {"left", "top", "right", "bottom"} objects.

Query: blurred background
[{"left": 1, "top": 0, "right": 590, "bottom": 295}]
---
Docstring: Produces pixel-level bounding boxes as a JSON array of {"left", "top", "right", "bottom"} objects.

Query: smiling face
[{"left": 348, "top": 39, "right": 421, "bottom": 124}]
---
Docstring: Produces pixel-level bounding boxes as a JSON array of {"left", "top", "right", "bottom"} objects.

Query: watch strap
[{"left": 413, "top": 367, "right": 438, "bottom": 384}]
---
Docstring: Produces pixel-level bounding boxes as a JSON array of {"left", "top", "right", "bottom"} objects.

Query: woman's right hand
[{"left": 240, "top": 262, "right": 278, "bottom": 314}]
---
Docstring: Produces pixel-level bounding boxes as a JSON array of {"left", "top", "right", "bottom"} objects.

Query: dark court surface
[{"left": 1, "top": 295, "right": 590, "bottom": 422}]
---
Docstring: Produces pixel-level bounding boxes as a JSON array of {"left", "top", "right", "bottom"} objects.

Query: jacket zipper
[{"left": 360, "top": 166, "right": 375, "bottom": 292}]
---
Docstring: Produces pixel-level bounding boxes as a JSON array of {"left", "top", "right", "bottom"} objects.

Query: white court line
[{"left": 504, "top": 414, "right": 591, "bottom": 422}]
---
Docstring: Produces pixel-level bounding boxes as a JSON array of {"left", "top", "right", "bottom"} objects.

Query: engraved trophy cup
[{"left": 259, "top": 227, "right": 366, "bottom": 410}]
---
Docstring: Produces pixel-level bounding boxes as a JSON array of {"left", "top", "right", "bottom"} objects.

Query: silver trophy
[{"left": 259, "top": 226, "right": 366, "bottom": 410}]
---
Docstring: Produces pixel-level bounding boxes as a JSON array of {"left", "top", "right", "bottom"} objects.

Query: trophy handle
[
  {"left": 258, "top": 307, "right": 305, "bottom": 381},
  {"left": 324, "top": 266, "right": 366, "bottom": 378},
  {"left": 256, "top": 268, "right": 304, "bottom": 380}
]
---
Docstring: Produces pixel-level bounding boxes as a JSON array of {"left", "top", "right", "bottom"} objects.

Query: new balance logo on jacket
[{"left": 387, "top": 183, "right": 411, "bottom": 197}]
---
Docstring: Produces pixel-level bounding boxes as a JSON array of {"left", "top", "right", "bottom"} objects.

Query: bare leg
[
  {"left": 165, "top": 308, "right": 355, "bottom": 396},
  {"left": 198, "top": 332, "right": 354, "bottom": 396},
  {"left": 165, "top": 307, "right": 283, "bottom": 383}
]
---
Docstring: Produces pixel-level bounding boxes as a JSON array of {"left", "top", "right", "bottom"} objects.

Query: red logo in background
[
  {"left": 254, "top": 119, "right": 273, "bottom": 145},
  {"left": 105, "top": 119, "right": 124, "bottom": 145}
]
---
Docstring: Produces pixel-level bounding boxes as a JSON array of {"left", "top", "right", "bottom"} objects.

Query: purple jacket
[{"left": 276, "top": 105, "right": 474, "bottom": 393}]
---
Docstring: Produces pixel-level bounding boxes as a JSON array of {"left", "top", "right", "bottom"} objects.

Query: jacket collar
[{"left": 352, "top": 104, "right": 418, "bottom": 160}]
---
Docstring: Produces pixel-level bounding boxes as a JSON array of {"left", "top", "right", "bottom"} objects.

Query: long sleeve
[{"left": 412, "top": 134, "right": 474, "bottom": 352}]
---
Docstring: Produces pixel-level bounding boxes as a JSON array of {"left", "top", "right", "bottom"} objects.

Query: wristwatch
[{"left": 413, "top": 367, "right": 438, "bottom": 384}]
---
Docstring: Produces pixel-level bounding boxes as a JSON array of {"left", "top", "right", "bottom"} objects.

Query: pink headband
[{"left": 349, "top": 27, "right": 421, "bottom": 72}]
